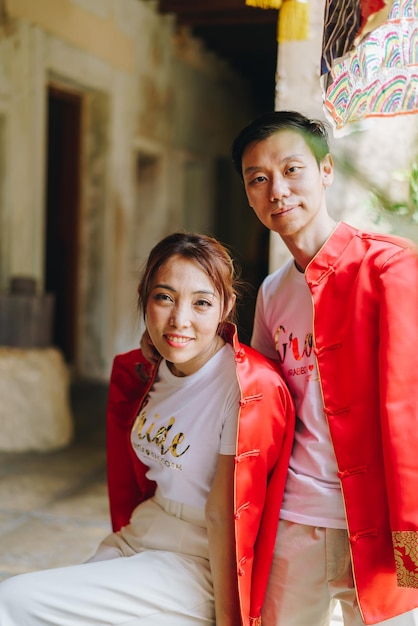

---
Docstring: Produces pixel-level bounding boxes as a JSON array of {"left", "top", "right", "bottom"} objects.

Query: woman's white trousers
[{"left": 0, "top": 492, "right": 215, "bottom": 625}]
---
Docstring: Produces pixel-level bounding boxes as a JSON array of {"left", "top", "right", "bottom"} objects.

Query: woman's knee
[{"left": 0, "top": 572, "right": 37, "bottom": 619}]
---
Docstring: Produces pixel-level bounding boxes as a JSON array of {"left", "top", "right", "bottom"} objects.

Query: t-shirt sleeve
[
  {"left": 251, "top": 283, "right": 280, "bottom": 361},
  {"left": 219, "top": 380, "right": 240, "bottom": 455}
]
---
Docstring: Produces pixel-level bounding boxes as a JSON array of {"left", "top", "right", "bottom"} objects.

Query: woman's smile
[{"left": 164, "top": 333, "right": 194, "bottom": 346}]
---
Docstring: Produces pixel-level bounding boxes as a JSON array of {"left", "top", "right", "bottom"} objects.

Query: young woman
[{"left": 0, "top": 232, "right": 294, "bottom": 626}]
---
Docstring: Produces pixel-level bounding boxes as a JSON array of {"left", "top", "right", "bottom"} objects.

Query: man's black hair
[{"left": 231, "top": 110, "right": 330, "bottom": 178}]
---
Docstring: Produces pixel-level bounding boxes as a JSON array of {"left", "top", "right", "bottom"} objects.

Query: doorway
[{"left": 45, "top": 86, "right": 82, "bottom": 364}]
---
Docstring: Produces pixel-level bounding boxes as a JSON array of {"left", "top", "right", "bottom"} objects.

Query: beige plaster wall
[{"left": 0, "top": 0, "right": 255, "bottom": 378}]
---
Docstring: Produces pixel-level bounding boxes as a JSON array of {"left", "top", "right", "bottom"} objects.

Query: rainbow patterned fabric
[{"left": 323, "top": 0, "right": 418, "bottom": 132}]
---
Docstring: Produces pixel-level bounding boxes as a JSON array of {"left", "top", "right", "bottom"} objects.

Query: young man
[{"left": 231, "top": 110, "right": 418, "bottom": 626}]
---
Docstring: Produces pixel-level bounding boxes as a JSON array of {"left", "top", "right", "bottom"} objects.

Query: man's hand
[{"left": 140, "top": 329, "right": 160, "bottom": 364}]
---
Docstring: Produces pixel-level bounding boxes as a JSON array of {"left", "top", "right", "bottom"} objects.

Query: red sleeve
[
  {"left": 378, "top": 247, "right": 418, "bottom": 586},
  {"left": 106, "top": 350, "right": 157, "bottom": 531}
]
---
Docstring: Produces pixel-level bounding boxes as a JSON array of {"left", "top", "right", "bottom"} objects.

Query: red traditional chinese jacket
[
  {"left": 106, "top": 322, "right": 295, "bottom": 625},
  {"left": 306, "top": 222, "right": 418, "bottom": 623}
]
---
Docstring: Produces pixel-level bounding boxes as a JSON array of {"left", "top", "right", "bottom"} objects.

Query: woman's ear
[{"left": 224, "top": 294, "right": 236, "bottom": 320}]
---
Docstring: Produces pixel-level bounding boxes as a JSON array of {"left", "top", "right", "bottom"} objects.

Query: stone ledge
[{"left": 0, "top": 347, "right": 74, "bottom": 452}]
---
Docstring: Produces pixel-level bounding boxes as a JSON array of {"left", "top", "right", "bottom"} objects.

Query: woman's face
[{"left": 145, "top": 255, "right": 227, "bottom": 376}]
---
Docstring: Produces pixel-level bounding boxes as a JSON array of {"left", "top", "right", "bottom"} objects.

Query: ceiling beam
[
  {"left": 146, "top": 0, "right": 278, "bottom": 111},
  {"left": 158, "top": 0, "right": 277, "bottom": 10},
  {"left": 157, "top": 1, "right": 278, "bottom": 24}
]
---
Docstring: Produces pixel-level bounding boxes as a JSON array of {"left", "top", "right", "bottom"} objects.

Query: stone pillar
[{"left": 269, "top": 0, "right": 327, "bottom": 271}]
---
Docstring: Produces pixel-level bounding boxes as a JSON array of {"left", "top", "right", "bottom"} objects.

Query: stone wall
[{"left": 0, "top": 0, "right": 256, "bottom": 379}]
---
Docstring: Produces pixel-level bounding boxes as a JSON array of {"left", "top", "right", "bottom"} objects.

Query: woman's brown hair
[{"left": 138, "top": 232, "right": 240, "bottom": 324}]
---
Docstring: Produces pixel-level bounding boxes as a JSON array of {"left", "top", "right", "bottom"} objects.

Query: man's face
[{"left": 241, "top": 130, "right": 334, "bottom": 240}]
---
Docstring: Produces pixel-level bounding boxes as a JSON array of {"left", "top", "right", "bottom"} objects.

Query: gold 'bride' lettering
[{"left": 133, "top": 412, "right": 190, "bottom": 457}]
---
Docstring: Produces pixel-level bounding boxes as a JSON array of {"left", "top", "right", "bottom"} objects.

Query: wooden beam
[
  {"left": 157, "top": 0, "right": 278, "bottom": 21},
  {"left": 159, "top": 0, "right": 274, "bottom": 10}
]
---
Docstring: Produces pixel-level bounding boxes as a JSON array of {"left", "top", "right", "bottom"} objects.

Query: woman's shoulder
[
  {"left": 241, "top": 343, "right": 281, "bottom": 373},
  {"left": 222, "top": 323, "right": 283, "bottom": 378},
  {"left": 110, "top": 349, "right": 156, "bottom": 391}
]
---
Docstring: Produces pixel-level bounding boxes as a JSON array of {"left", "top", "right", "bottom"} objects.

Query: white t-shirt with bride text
[{"left": 131, "top": 344, "right": 240, "bottom": 510}]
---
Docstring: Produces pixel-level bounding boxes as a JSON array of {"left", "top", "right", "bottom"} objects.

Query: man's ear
[{"left": 321, "top": 153, "right": 334, "bottom": 187}]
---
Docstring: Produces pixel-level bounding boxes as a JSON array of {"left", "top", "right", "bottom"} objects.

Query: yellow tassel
[
  {"left": 245, "top": 0, "right": 283, "bottom": 9},
  {"left": 278, "top": 0, "right": 310, "bottom": 42}
]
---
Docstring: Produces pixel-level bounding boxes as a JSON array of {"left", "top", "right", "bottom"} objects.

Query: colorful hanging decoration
[
  {"left": 322, "top": 0, "right": 418, "bottom": 132},
  {"left": 245, "top": 0, "right": 310, "bottom": 42},
  {"left": 321, "top": 0, "right": 363, "bottom": 77},
  {"left": 357, "top": 0, "right": 392, "bottom": 41}
]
